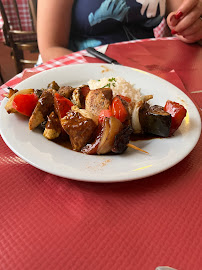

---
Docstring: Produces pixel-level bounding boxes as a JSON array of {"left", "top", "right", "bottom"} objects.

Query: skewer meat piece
[
  {"left": 43, "top": 111, "right": 62, "bottom": 140},
  {"left": 58, "top": 86, "right": 75, "bottom": 99},
  {"left": 85, "top": 88, "right": 113, "bottom": 117},
  {"left": 29, "top": 89, "right": 56, "bottom": 130},
  {"left": 61, "top": 111, "right": 97, "bottom": 151}
]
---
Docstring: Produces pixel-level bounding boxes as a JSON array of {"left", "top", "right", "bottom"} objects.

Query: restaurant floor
[{"left": 0, "top": 43, "right": 38, "bottom": 86}]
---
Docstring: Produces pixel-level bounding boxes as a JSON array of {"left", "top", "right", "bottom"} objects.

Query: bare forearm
[
  {"left": 40, "top": 46, "right": 73, "bottom": 63},
  {"left": 37, "top": 0, "right": 74, "bottom": 63}
]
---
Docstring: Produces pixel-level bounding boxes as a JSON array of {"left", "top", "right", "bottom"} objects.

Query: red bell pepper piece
[
  {"left": 12, "top": 93, "right": 38, "bottom": 117},
  {"left": 54, "top": 92, "right": 73, "bottom": 119},
  {"left": 119, "top": 95, "right": 131, "bottom": 103},
  {"left": 164, "top": 100, "right": 187, "bottom": 135},
  {"left": 111, "top": 96, "right": 128, "bottom": 123},
  {"left": 98, "top": 107, "right": 112, "bottom": 123}
]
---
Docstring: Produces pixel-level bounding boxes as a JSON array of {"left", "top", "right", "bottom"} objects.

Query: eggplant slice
[{"left": 139, "top": 103, "right": 171, "bottom": 137}]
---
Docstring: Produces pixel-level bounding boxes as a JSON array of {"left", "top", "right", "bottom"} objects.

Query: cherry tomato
[{"left": 12, "top": 93, "right": 38, "bottom": 117}]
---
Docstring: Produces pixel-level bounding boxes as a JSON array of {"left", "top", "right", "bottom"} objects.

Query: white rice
[{"left": 88, "top": 76, "right": 141, "bottom": 103}]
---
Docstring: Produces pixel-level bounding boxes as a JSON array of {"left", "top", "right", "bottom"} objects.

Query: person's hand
[{"left": 167, "top": 0, "right": 202, "bottom": 43}]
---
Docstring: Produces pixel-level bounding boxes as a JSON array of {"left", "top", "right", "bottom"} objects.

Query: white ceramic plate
[{"left": 0, "top": 64, "right": 201, "bottom": 182}]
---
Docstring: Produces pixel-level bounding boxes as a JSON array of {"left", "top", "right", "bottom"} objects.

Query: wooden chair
[
  {"left": 28, "top": 0, "right": 37, "bottom": 32},
  {"left": 0, "top": 0, "right": 38, "bottom": 74},
  {"left": 0, "top": 65, "right": 4, "bottom": 84}
]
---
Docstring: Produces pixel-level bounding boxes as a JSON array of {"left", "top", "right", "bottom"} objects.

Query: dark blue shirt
[{"left": 69, "top": 0, "right": 165, "bottom": 51}]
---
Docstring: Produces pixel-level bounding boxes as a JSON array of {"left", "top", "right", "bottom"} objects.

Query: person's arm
[
  {"left": 166, "top": 0, "right": 202, "bottom": 43},
  {"left": 37, "top": 0, "right": 74, "bottom": 63}
]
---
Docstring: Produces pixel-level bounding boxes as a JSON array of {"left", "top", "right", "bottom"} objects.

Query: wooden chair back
[
  {"left": 0, "top": 0, "right": 38, "bottom": 73},
  {"left": 0, "top": 65, "right": 4, "bottom": 84},
  {"left": 28, "top": 0, "right": 37, "bottom": 32}
]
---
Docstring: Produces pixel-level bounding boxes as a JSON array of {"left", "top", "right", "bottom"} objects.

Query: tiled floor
[{"left": 0, "top": 43, "right": 38, "bottom": 86}]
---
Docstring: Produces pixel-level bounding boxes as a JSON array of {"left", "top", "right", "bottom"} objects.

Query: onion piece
[
  {"left": 132, "top": 95, "right": 153, "bottom": 133},
  {"left": 97, "top": 116, "right": 123, "bottom": 154}
]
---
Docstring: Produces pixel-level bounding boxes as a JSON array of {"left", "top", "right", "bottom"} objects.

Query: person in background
[{"left": 37, "top": 0, "right": 202, "bottom": 63}]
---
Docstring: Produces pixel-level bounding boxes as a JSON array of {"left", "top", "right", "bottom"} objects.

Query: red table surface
[{"left": 0, "top": 38, "right": 201, "bottom": 270}]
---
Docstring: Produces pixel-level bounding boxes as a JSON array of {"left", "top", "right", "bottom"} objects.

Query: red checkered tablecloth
[
  {"left": 0, "top": 50, "right": 86, "bottom": 97},
  {"left": 0, "top": 38, "right": 201, "bottom": 270}
]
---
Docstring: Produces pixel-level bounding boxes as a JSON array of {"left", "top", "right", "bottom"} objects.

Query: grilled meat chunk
[
  {"left": 139, "top": 103, "right": 171, "bottom": 137},
  {"left": 34, "top": 89, "right": 44, "bottom": 98},
  {"left": 81, "top": 125, "right": 103, "bottom": 155},
  {"left": 71, "top": 106, "right": 98, "bottom": 125},
  {"left": 85, "top": 88, "right": 112, "bottom": 117},
  {"left": 58, "top": 86, "right": 74, "bottom": 99},
  {"left": 71, "top": 88, "right": 82, "bottom": 108},
  {"left": 61, "top": 111, "right": 97, "bottom": 151},
  {"left": 112, "top": 126, "right": 133, "bottom": 154},
  {"left": 48, "top": 81, "right": 60, "bottom": 90},
  {"left": 43, "top": 111, "right": 61, "bottom": 140},
  {"left": 71, "top": 85, "right": 90, "bottom": 109},
  {"left": 29, "top": 89, "right": 56, "bottom": 130}
]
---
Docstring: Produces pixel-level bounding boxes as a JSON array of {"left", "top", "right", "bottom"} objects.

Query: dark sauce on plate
[
  {"left": 52, "top": 132, "right": 160, "bottom": 152},
  {"left": 53, "top": 133, "right": 72, "bottom": 149}
]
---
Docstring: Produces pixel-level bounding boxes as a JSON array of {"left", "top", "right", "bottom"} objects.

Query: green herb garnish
[
  {"left": 102, "top": 83, "right": 111, "bottom": 88},
  {"left": 101, "top": 78, "right": 116, "bottom": 88},
  {"left": 108, "top": 77, "right": 116, "bottom": 82}
]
